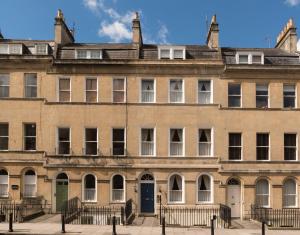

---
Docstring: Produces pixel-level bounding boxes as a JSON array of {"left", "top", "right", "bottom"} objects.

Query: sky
[{"left": 0, "top": 0, "right": 300, "bottom": 49}]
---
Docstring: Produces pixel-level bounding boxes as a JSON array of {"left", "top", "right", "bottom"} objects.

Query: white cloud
[
  {"left": 98, "top": 21, "right": 131, "bottom": 42},
  {"left": 157, "top": 24, "right": 169, "bottom": 44},
  {"left": 285, "top": 0, "right": 300, "bottom": 6},
  {"left": 297, "top": 39, "right": 300, "bottom": 51},
  {"left": 83, "top": 0, "right": 99, "bottom": 12}
]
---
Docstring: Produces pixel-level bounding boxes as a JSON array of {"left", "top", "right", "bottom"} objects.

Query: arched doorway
[
  {"left": 226, "top": 178, "right": 241, "bottom": 218},
  {"left": 56, "top": 173, "right": 68, "bottom": 212},
  {"left": 140, "top": 173, "right": 155, "bottom": 214}
]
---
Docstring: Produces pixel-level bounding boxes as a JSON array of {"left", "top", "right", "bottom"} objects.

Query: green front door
[{"left": 56, "top": 180, "right": 68, "bottom": 212}]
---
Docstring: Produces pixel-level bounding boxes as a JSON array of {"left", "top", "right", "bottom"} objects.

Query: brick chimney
[
  {"left": 206, "top": 15, "right": 219, "bottom": 49},
  {"left": 54, "top": 9, "right": 74, "bottom": 45},
  {"left": 275, "top": 18, "right": 297, "bottom": 53},
  {"left": 132, "top": 12, "right": 143, "bottom": 46}
]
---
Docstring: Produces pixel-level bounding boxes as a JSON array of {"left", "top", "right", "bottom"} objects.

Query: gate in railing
[
  {"left": 62, "top": 197, "right": 126, "bottom": 225},
  {"left": 251, "top": 204, "right": 300, "bottom": 228},
  {"left": 160, "top": 204, "right": 231, "bottom": 228}
]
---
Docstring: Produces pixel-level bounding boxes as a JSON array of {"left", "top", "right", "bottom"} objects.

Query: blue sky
[{"left": 0, "top": 0, "right": 300, "bottom": 48}]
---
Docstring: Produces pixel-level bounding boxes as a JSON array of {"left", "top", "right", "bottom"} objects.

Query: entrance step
[
  {"left": 132, "top": 216, "right": 160, "bottom": 227},
  {"left": 231, "top": 219, "right": 261, "bottom": 229},
  {"left": 28, "top": 213, "right": 61, "bottom": 223}
]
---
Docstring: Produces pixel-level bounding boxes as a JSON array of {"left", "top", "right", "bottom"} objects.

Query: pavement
[{"left": 0, "top": 222, "right": 300, "bottom": 235}]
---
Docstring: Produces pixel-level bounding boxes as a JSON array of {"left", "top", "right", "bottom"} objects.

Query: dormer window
[
  {"left": 158, "top": 46, "right": 186, "bottom": 60},
  {"left": 0, "top": 44, "right": 22, "bottom": 55},
  {"left": 76, "top": 49, "right": 102, "bottom": 59},
  {"left": 236, "top": 52, "right": 264, "bottom": 65},
  {"left": 35, "top": 44, "right": 48, "bottom": 55}
]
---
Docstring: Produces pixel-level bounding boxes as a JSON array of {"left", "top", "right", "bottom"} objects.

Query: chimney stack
[
  {"left": 275, "top": 18, "right": 297, "bottom": 53},
  {"left": 54, "top": 9, "right": 74, "bottom": 45},
  {"left": 206, "top": 15, "right": 219, "bottom": 49},
  {"left": 132, "top": 12, "right": 143, "bottom": 46}
]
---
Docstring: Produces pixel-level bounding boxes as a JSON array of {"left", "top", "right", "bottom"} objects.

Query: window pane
[
  {"left": 77, "top": 50, "right": 87, "bottom": 59},
  {"left": 256, "top": 84, "right": 268, "bottom": 95},
  {"left": 86, "top": 128, "right": 97, "bottom": 141},
  {"left": 59, "top": 91, "right": 70, "bottom": 102},
  {"left": 86, "top": 142, "right": 97, "bottom": 155},
  {"left": 252, "top": 55, "right": 262, "bottom": 64},
  {"left": 0, "top": 44, "right": 8, "bottom": 54},
  {"left": 257, "top": 134, "right": 269, "bottom": 146},
  {"left": 228, "top": 84, "right": 241, "bottom": 95},
  {"left": 160, "top": 49, "right": 170, "bottom": 59},
  {"left": 256, "top": 96, "right": 268, "bottom": 108},
  {"left": 141, "top": 80, "right": 154, "bottom": 102},
  {"left": 113, "top": 129, "right": 124, "bottom": 141},
  {"left": 113, "top": 79, "right": 124, "bottom": 90},
  {"left": 59, "top": 128, "right": 70, "bottom": 141},
  {"left": 36, "top": 44, "right": 48, "bottom": 55},
  {"left": 86, "top": 91, "right": 97, "bottom": 102},
  {"left": 284, "top": 134, "right": 297, "bottom": 161},
  {"left": 173, "top": 49, "right": 183, "bottom": 59},
  {"left": 59, "top": 79, "right": 70, "bottom": 90},
  {"left": 25, "top": 137, "right": 36, "bottom": 150},
  {"left": 0, "top": 124, "right": 8, "bottom": 136},
  {"left": 113, "top": 175, "right": 123, "bottom": 189},
  {"left": 198, "top": 81, "right": 211, "bottom": 104},
  {"left": 0, "top": 74, "right": 9, "bottom": 98},
  {"left": 59, "top": 142, "right": 70, "bottom": 154},
  {"left": 86, "top": 79, "right": 97, "bottom": 90},
  {"left": 90, "top": 50, "right": 101, "bottom": 59},
  {"left": 25, "top": 124, "right": 36, "bottom": 137},
  {"left": 283, "top": 84, "right": 296, "bottom": 108},
  {"left": 239, "top": 55, "right": 248, "bottom": 63},
  {"left": 25, "top": 74, "right": 37, "bottom": 86}
]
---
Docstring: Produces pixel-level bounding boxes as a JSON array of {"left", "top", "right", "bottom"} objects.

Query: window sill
[{"left": 167, "top": 202, "right": 185, "bottom": 205}]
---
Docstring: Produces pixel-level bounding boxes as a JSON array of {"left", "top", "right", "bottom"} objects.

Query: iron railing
[{"left": 251, "top": 204, "right": 300, "bottom": 228}]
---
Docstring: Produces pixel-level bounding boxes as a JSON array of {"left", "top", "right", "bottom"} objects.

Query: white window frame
[
  {"left": 75, "top": 49, "right": 102, "bottom": 59},
  {"left": 283, "top": 178, "right": 298, "bottom": 208},
  {"left": 82, "top": 173, "right": 97, "bottom": 203},
  {"left": 112, "top": 128, "right": 126, "bottom": 156},
  {"left": 24, "top": 73, "right": 37, "bottom": 98},
  {"left": 8, "top": 44, "right": 23, "bottom": 55},
  {"left": 23, "top": 123, "right": 36, "bottom": 151},
  {"left": 196, "top": 173, "right": 214, "bottom": 204},
  {"left": 236, "top": 52, "right": 264, "bottom": 65},
  {"left": 228, "top": 133, "right": 243, "bottom": 161},
  {"left": 23, "top": 169, "right": 37, "bottom": 198},
  {"left": 256, "top": 84, "right": 269, "bottom": 108},
  {"left": 35, "top": 44, "right": 48, "bottom": 55},
  {"left": 228, "top": 83, "right": 242, "bottom": 108},
  {"left": 169, "top": 79, "right": 184, "bottom": 103},
  {"left": 197, "top": 80, "right": 213, "bottom": 104},
  {"left": 110, "top": 174, "right": 125, "bottom": 203},
  {"left": 0, "top": 169, "right": 9, "bottom": 198},
  {"left": 57, "top": 127, "right": 71, "bottom": 155},
  {"left": 84, "top": 127, "right": 98, "bottom": 156},
  {"left": 0, "top": 123, "right": 9, "bottom": 151},
  {"left": 140, "top": 79, "right": 156, "bottom": 103},
  {"left": 168, "top": 173, "right": 185, "bottom": 204},
  {"left": 169, "top": 128, "right": 185, "bottom": 157},
  {"left": 256, "top": 133, "right": 270, "bottom": 161},
  {"left": 284, "top": 133, "right": 297, "bottom": 161},
  {"left": 283, "top": 84, "right": 296, "bottom": 108},
  {"left": 0, "top": 44, "right": 9, "bottom": 54},
  {"left": 85, "top": 77, "right": 98, "bottom": 102},
  {"left": 255, "top": 179, "right": 270, "bottom": 208},
  {"left": 198, "top": 129, "right": 213, "bottom": 157},
  {"left": 140, "top": 128, "right": 156, "bottom": 157},
  {"left": 0, "top": 74, "right": 10, "bottom": 98},
  {"left": 112, "top": 78, "right": 126, "bottom": 103},
  {"left": 58, "top": 77, "right": 71, "bottom": 102},
  {"left": 158, "top": 46, "right": 186, "bottom": 60}
]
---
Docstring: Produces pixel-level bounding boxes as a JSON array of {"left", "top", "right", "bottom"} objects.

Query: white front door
[{"left": 227, "top": 185, "right": 241, "bottom": 218}]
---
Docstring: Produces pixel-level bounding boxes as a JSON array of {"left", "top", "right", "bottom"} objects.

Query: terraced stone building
[{"left": 0, "top": 10, "right": 300, "bottom": 219}]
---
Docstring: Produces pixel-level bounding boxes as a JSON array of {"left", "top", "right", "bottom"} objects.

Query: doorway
[
  {"left": 227, "top": 178, "right": 241, "bottom": 218},
  {"left": 56, "top": 173, "right": 68, "bottom": 212},
  {"left": 140, "top": 173, "right": 155, "bottom": 214}
]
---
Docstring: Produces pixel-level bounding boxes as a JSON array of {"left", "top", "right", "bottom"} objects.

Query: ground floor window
[
  {"left": 84, "top": 174, "right": 96, "bottom": 202},
  {"left": 169, "top": 174, "right": 184, "bottom": 203},
  {"left": 23, "top": 170, "right": 37, "bottom": 198},
  {"left": 112, "top": 174, "right": 125, "bottom": 202},
  {"left": 0, "top": 169, "right": 8, "bottom": 197},
  {"left": 256, "top": 179, "right": 269, "bottom": 207},
  {"left": 197, "top": 174, "right": 212, "bottom": 203},
  {"left": 283, "top": 179, "right": 297, "bottom": 208}
]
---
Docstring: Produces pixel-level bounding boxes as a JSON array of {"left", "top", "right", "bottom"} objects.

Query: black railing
[
  {"left": 251, "top": 204, "right": 300, "bottom": 228},
  {"left": 124, "top": 199, "right": 134, "bottom": 224},
  {"left": 220, "top": 204, "right": 231, "bottom": 228},
  {"left": 62, "top": 197, "right": 124, "bottom": 225}
]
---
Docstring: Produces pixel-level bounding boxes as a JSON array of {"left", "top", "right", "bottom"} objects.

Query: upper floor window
[
  {"left": 198, "top": 81, "right": 211, "bottom": 104},
  {"left": 284, "top": 133, "right": 297, "bottom": 161},
  {"left": 283, "top": 84, "right": 296, "bottom": 108},
  {"left": 112, "top": 128, "right": 125, "bottom": 156},
  {"left": 141, "top": 128, "right": 155, "bottom": 156},
  {"left": 58, "top": 78, "right": 71, "bottom": 102},
  {"left": 113, "top": 78, "right": 125, "bottom": 103},
  {"left": 256, "top": 84, "right": 268, "bottom": 108},
  {"left": 229, "top": 133, "right": 242, "bottom": 160},
  {"left": 198, "top": 129, "right": 212, "bottom": 156},
  {"left": 58, "top": 128, "right": 70, "bottom": 155},
  {"left": 170, "top": 128, "right": 184, "bottom": 156},
  {"left": 158, "top": 46, "right": 186, "bottom": 60},
  {"left": 236, "top": 52, "right": 264, "bottom": 64},
  {"left": 141, "top": 79, "right": 155, "bottom": 103},
  {"left": 257, "top": 133, "right": 269, "bottom": 161},
  {"left": 0, "top": 124, "right": 8, "bottom": 151},
  {"left": 24, "top": 123, "right": 36, "bottom": 151},
  {"left": 228, "top": 83, "right": 241, "bottom": 107},
  {"left": 85, "top": 128, "right": 98, "bottom": 155},
  {"left": 169, "top": 79, "right": 184, "bottom": 103},
  {"left": 76, "top": 49, "right": 102, "bottom": 59},
  {"left": 24, "top": 73, "right": 37, "bottom": 98},
  {"left": 35, "top": 44, "right": 48, "bottom": 55},
  {"left": 0, "top": 44, "right": 22, "bottom": 55},
  {"left": 85, "top": 78, "right": 98, "bottom": 102},
  {"left": 0, "top": 74, "right": 9, "bottom": 98}
]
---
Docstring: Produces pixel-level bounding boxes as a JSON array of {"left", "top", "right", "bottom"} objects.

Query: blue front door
[{"left": 141, "top": 183, "right": 154, "bottom": 213}]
